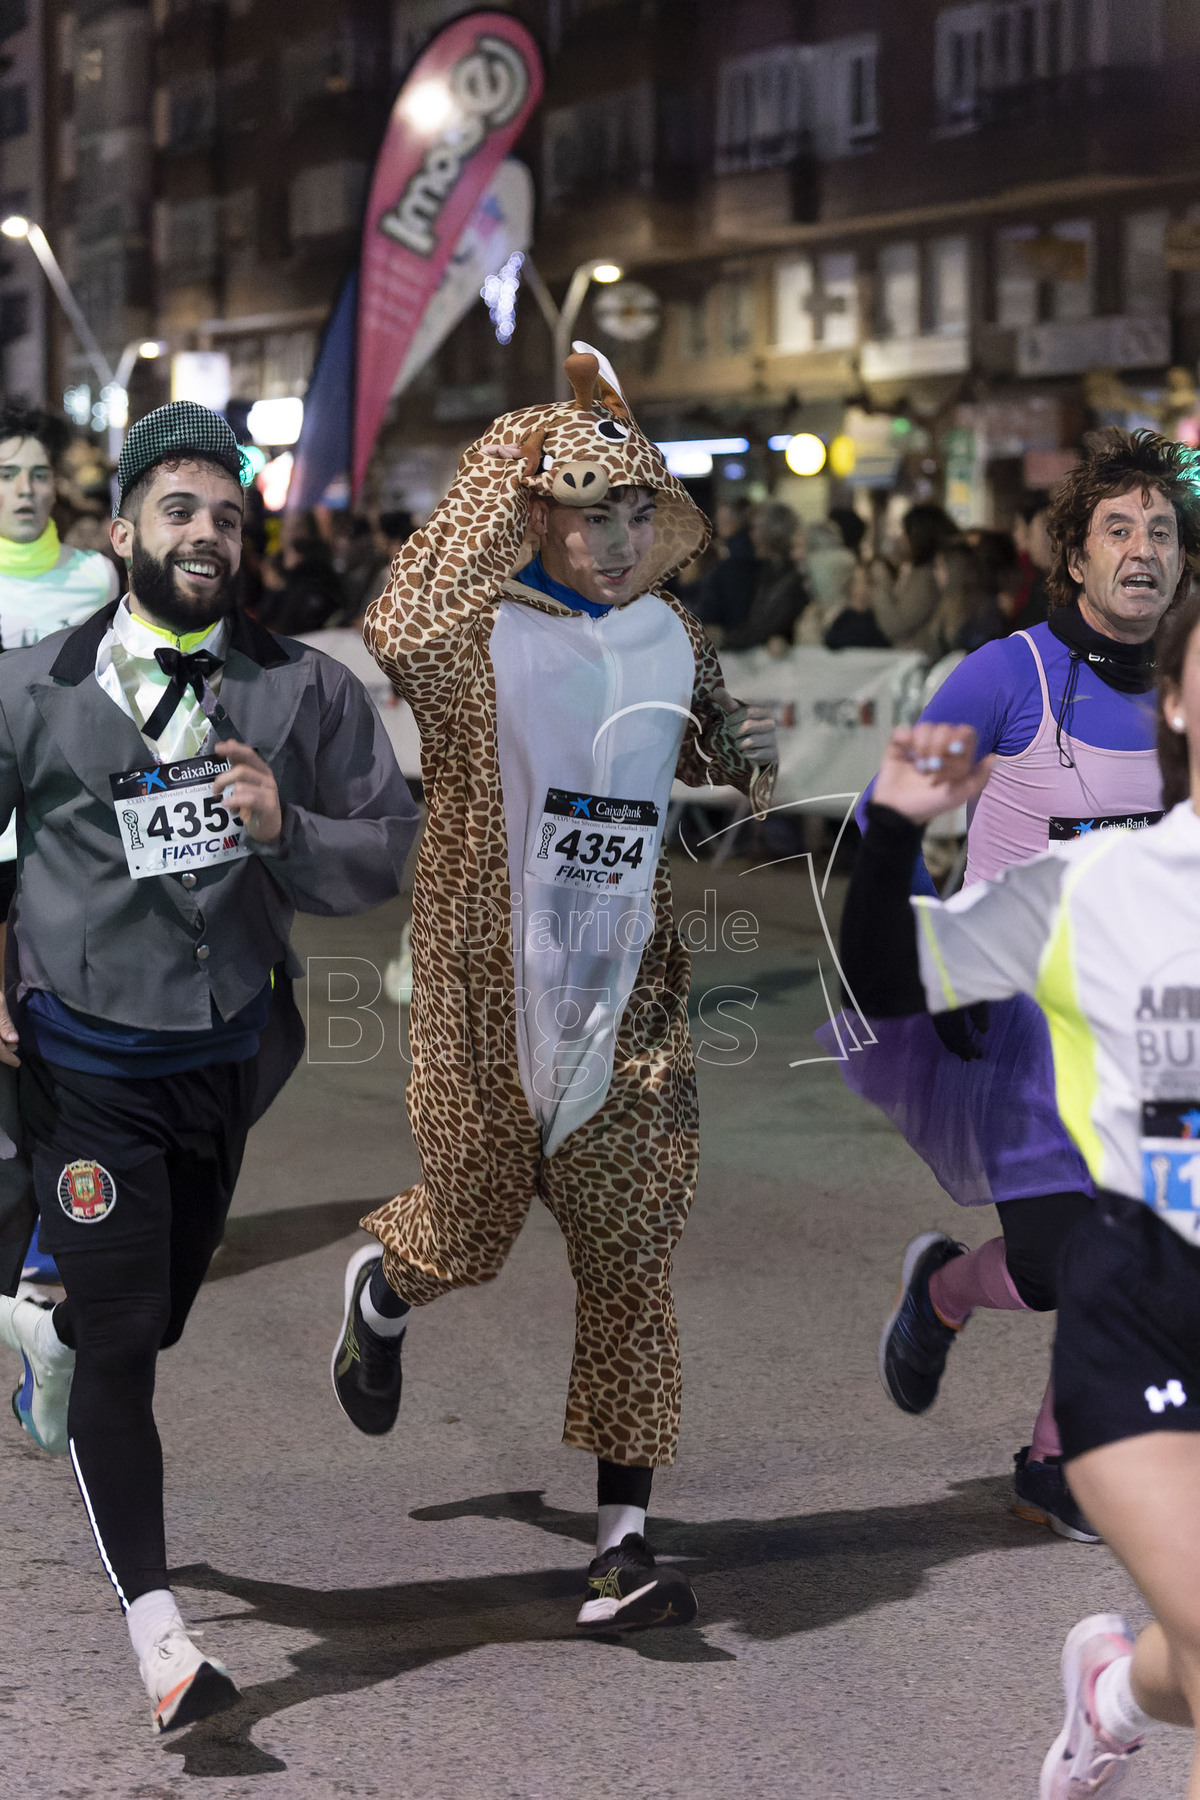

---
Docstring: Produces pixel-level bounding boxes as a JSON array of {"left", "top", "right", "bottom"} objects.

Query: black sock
[
  {"left": 52, "top": 1301, "right": 75, "bottom": 1350},
  {"left": 367, "top": 1262, "right": 410, "bottom": 1320},
  {"left": 596, "top": 1458, "right": 653, "bottom": 1510}
]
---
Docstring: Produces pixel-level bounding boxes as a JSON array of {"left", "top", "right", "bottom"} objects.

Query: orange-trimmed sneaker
[{"left": 140, "top": 1619, "right": 239, "bottom": 1735}]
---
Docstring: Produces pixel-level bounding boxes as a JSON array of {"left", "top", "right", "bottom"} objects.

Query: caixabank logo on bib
[{"left": 57, "top": 1159, "right": 117, "bottom": 1224}]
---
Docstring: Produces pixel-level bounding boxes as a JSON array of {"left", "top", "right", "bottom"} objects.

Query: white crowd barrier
[
  {"left": 674, "top": 644, "right": 929, "bottom": 812},
  {"left": 299, "top": 628, "right": 423, "bottom": 780},
  {"left": 303, "top": 630, "right": 931, "bottom": 813}
]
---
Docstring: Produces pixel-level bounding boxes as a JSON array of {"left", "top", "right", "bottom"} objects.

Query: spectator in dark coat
[
  {"left": 695, "top": 497, "right": 758, "bottom": 630},
  {"left": 825, "top": 561, "right": 891, "bottom": 648},
  {"left": 720, "top": 502, "right": 810, "bottom": 653}
]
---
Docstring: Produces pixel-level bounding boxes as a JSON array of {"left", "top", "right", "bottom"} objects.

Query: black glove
[{"left": 932, "top": 1002, "right": 991, "bottom": 1062}]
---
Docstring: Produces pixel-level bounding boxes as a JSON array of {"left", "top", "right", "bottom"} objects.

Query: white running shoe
[
  {"left": 140, "top": 1619, "right": 240, "bottom": 1734},
  {"left": 0, "top": 1291, "right": 74, "bottom": 1455},
  {"left": 1040, "top": 1614, "right": 1140, "bottom": 1799}
]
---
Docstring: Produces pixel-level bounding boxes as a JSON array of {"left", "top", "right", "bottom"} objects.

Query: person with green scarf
[
  {"left": 0, "top": 403, "right": 118, "bottom": 650},
  {"left": 0, "top": 403, "right": 118, "bottom": 1281}
]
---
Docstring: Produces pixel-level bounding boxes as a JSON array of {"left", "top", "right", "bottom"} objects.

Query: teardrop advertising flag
[{"left": 353, "top": 13, "right": 543, "bottom": 499}]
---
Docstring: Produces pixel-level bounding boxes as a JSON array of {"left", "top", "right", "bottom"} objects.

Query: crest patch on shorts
[{"left": 57, "top": 1159, "right": 117, "bottom": 1223}]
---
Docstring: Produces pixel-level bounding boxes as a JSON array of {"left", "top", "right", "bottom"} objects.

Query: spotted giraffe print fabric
[{"left": 360, "top": 361, "right": 774, "bottom": 1466}]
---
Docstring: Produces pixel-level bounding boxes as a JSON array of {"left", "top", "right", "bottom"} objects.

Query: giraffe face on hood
[
  {"left": 528, "top": 484, "right": 658, "bottom": 608},
  {"left": 474, "top": 397, "right": 710, "bottom": 594}
]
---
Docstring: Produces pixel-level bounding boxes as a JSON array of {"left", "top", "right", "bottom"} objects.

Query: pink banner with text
[{"left": 353, "top": 13, "right": 543, "bottom": 498}]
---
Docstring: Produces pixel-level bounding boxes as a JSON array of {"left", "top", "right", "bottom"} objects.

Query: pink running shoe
[{"left": 1040, "top": 1614, "right": 1141, "bottom": 1799}]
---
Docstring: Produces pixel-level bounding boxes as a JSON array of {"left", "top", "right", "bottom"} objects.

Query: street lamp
[
  {"left": 3, "top": 215, "right": 166, "bottom": 471},
  {"left": 522, "top": 257, "right": 624, "bottom": 399},
  {"left": 2, "top": 214, "right": 114, "bottom": 391}
]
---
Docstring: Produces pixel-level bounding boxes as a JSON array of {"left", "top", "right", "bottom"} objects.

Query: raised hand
[{"left": 873, "top": 723, "right": 995, "bottom": 826}]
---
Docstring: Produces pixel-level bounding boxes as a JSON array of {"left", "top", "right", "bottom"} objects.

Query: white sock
[
  {"left": 126, "top": 1589, "right": 185, "bottom": 1666},
  {"left": 596, "top": 1503, "right": 646, "bottom": 1556},
  {"left": 1094, "top": 1655, "right": 1159, "bottom": 1744},
  {"left": 36, "top": 1306, "right": 73, "bottom": 1364},
  {"left": 359, "top": 1285, "right": 409, "bottom": 1339}
]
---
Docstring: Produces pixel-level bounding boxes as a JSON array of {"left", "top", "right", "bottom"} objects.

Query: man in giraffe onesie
[{"left": 331, "top": 349, "right": 776, "bottom": 1630}]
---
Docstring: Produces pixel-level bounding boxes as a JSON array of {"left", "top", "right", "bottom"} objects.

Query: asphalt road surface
[{"left": 1, "top": 849, "right": 1190, "bottom": 1799}]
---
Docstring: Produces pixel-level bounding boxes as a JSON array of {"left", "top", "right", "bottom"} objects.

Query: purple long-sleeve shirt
[{"left": 857, "top": 622, "right": 1158, "bottom": 895}]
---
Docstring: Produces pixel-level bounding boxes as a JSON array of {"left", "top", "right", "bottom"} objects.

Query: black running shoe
[
  {"left": 576, "top": 1533, "right": 698, "bottom": 1632},
  {"left": 878, "top": 1230, "right": 967, "bottom": 1414},
  {"left": 1013, "top": 1446, "right": 1102, "bottom": 1544},
  {"left": 331, "top": 1245, "right": 404, "bottom": 1435}
]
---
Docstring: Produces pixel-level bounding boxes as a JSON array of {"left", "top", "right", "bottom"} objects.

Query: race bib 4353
[
  {"left": 526, "top": 789, "right": 659, "bottom": 894},
  {"left": 110, "top": 755, "right": 249, "bottom": 881}
]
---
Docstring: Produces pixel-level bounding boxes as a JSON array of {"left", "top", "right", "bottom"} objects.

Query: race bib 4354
[{"left": 526, "top": 789, "right": 659, "bottom": 894}]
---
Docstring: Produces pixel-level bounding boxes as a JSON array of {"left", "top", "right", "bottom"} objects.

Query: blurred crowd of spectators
[
  {"left": 675, "top": 490, "right": 1054, "bottom": 663},
  {"left": 242, "top": 506, "right": 414, "bottom": 636},
  {"left": 53, "top": 421, "right": 1055, "bottom": 663}
]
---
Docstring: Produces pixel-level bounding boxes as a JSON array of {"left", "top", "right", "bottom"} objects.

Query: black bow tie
[{"left": 142, "top": 646, "right": 224, "bottom": 741}]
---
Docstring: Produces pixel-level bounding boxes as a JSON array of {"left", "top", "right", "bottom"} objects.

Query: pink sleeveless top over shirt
[{"left": 964, "top": 630, "right": 1162, "bottom": 887}]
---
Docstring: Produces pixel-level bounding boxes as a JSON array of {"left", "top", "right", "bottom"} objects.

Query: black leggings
[
  {"left": 997, "top": 1190, "right": 1094, "bottom": 1312},
  {"left": 23, "top": 1054, "right": 251, "bottom": 1608}
]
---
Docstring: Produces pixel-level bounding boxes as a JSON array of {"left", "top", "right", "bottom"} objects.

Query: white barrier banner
[
  {"left": 677, "top": 644, "right": 928, "bottom": 809},
  {"left": 299, "top": 629, "right": 424, "bottom": 780},
  {"left": 304, "top": 633, "right": 927, "bottom": 805}
]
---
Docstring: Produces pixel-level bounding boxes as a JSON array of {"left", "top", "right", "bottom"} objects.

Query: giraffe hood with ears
[{"left": 477, "top": 346, "right": 710, "bottom": 598}]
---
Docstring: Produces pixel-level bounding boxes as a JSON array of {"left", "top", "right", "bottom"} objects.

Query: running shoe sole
[
  {"left": 12, "top": 1353, "right": 50, "bottom": 1451},
  {"left": 1013, "top": 1496, "right": 1102, "bottom": 1545},
  {"left": 576, "top": 1571, "right": 698, "bottom": 1632},
  {"left": 877, "top": 1230, "right": 952, "bottom": 1406},
  {"left": 155, "top": 1661, "right": 241, "bottom": 1734},
  {"left": 1039, "top": 1613, "right": 1133, "bottom": 1799}
]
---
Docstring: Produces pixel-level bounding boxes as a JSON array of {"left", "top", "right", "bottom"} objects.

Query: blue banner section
[{"left": 289, "top": 271, "right": 356, "bottom": 512}]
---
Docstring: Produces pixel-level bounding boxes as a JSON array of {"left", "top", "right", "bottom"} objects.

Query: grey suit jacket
[
  {"left": 0, "top": 601, "right": 419, "bottom": 1031},
  {"left": 0, "top": 602, "right": 419, "bottom": 1293}
]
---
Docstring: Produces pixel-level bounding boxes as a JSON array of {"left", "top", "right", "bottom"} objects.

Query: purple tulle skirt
[{"left": 815, "top": 994, "right": 1093, "bottom": 1207}]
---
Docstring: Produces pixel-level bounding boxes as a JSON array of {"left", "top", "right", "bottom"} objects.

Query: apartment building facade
[{"left": 7, "top": 0, "right": 1199, "bottom": 527}]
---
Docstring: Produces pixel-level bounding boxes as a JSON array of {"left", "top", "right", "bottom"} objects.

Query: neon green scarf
[
  {"left": 0, "top": 520, "right": 61, "bottom": 577},
  {"left": 130, "top": 606, "right": 218, "bottom": 654}
]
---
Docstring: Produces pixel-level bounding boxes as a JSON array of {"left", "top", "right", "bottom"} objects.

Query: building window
[
  {"left": 930, "top": 236, "right": 970, "bottom": 333},
  {"left": 162, "top": 71, "right": 217, "bottom": 149},
  {"left": 677, "top": 294, "right": 709, "bottom": 361},
  {"left": 996, "top": 226, "right": 1039, "bottom": 325},
  {"left": 878, "top": 242, "right": 920, "bottom": 338},
  {"left": 0, "top": 289, "right": 27, "bottom": 343},
  {"left": 829, "top": 34, "right": 879, "bottom": 151},
  {"left": 288, "top": 161, "right": 368, "bottom": 241},
  {"left": 774, "top": 258, "right": 816, "bottom": 353},
  {"left": 937, "top": 0, "right": 1163, "bottom": 127},
  {"left": 156, "top": 196, "right": 220, "bottom": 285},
  {"left": 1050, "top": 218, "right": 1093, "bottom": 319},
  {"left": 543, "top": 84, "right": 655, "bottom": 204},
  {"left": 774, "top": 254, "right": 857, "bottom": 352},
  {"left": 1123, "top": 210, "right": 1168, "bottom": 316},
  {"left": 280, "top": 28, "right": 378, "bottom": 126},
  {"left": 819, "top": 252, "right": 858, "bottom": 348},
  {"left": 0, "top": 84, "right": 28, "bottom": 140},
  {"left": 994, "top": 220, "right": 1092, "bottom": 326},
  {"left": 716, "top": 46, "right": 814, "bottom": 174},
  {"left": 0, "top": 0, "right": 27, "bottom": 44},
  {"left": 715, "top": 34, "right": 879, "bottom": 173},
  {"left": 717, "top": 274, "right": 755, "bottom": 354}
]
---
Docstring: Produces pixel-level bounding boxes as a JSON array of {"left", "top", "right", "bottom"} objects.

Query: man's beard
[{"left": 129, "top": 537, "right": 239, "bottom": 635}]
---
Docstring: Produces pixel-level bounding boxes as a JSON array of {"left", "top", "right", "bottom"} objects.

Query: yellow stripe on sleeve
[
  {"left": 1033, "top": 838, "right": 1122, "bottom": 1186},
  {"left": 915, "top": 900, "right": 959, "bottom": 1011}
]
